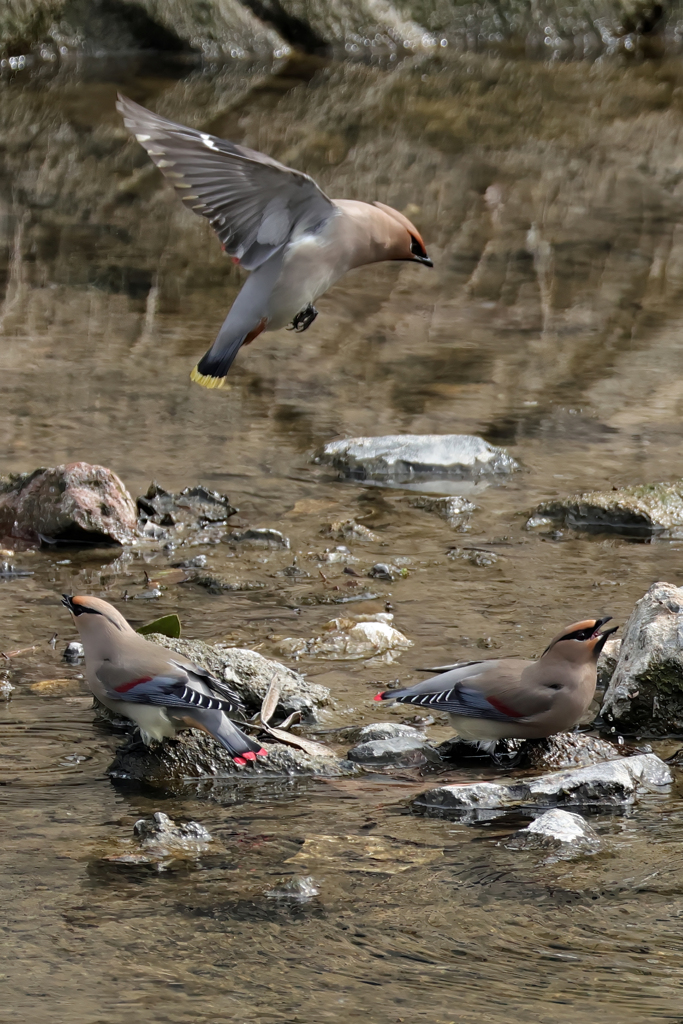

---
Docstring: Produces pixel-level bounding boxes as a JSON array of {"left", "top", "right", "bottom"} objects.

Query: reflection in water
[{"left": 3, "top": 50, "right": 683, "bottom": 1023}]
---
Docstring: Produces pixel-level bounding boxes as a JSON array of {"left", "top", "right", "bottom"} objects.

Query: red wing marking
[
  {"left": 114, "top": 675, "right": 153, "bottom": 694},
  {"left": 487, "top": 696, "right": 524, "bottom": 718}
]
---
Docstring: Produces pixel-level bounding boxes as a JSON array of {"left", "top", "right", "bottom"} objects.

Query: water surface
[{"left": 3, "top": 49, "right": 683, "bottom": 1024}]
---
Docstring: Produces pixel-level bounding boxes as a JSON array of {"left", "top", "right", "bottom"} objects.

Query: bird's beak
[
  {"left": 592, "top": 619, "right": 618, "bottom": 653},
  {"left": 62, "top": 594, "right": 76, "bottom": 614},
  {"left": 415, "top": 254, "right": 433, "bottom": 267}
]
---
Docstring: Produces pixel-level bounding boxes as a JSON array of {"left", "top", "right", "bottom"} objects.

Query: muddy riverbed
[{"left": 3, "top": 48, "right": 683, "bottom": 1024}]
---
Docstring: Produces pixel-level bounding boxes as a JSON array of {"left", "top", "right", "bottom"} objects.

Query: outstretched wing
[{"left": 117, "top": 94, "right": 335, "bottom": 271}]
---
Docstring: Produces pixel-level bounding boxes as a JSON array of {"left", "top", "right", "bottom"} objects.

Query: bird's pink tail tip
[
  {"left": 233, "top": 756, "right": 247, "bottom": 766},
  {"left": 374, "top": 692, "right": 385, "bottom": 701},
  {"left": 256, "top": 747, "right": 268, "bottom": 757},
  {"left": 242, "top": 751, "right": 257, "bottom": 761}
]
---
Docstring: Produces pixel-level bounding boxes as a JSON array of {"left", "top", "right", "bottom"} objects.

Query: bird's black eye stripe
[
  {"left": 410, "top": 236, "right": 423, "bottom": 256},
  {"left": 560, "top": 627, "right": 595, "bottom": 642}
]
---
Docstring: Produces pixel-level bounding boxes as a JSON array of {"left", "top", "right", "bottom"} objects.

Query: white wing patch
[
  {"left": 135, "top": 134, "right": 151, "bottom": 142},
  {"left": 201, "top": 133, "right": 220, "bottom": 152}
]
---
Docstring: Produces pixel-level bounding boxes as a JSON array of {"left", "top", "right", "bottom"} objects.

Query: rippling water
[{"left": 3, "top": 48, "right": 683, "bottom": 1023}]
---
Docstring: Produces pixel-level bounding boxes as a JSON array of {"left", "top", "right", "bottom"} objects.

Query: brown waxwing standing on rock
[
  {"left": 375, "top": 618, "right": 618, "bottom": 751},
  {"left": 116, "top": 94, "right": 433, "bottom": 389},
  {"left": 62, "top": 595, "right": 267, "bottom": 765}
]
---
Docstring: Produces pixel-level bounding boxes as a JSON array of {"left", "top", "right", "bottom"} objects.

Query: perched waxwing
[
  {"left": 62, "top": 595, "right": 267, "bottom": 765},
  {"left": 116, "top": 94, "right": 433, "bottom": 388},
  {"left": 375, "top": 618, "right": 617, "bottom": 751}
]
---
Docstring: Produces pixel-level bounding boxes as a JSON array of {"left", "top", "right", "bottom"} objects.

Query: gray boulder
[
  {"left": 344, "top": 722, "right": 426, "bottom": 744},
  {"left": 505, "top": 809, "right": 601, "bottom": 860},
  {"left": 0, "top": 462, "right": 137, "bottom": 547},
  {"left": 532, "top": 481, "right": 683, "bottom": 537},
  {"left": 412, "top": 753, "right": 672, "bottom": 820},
  {"left": 108, "top": 730, "right": 356, "bottom": 792},
  {"left": 347, "top": 734, "right": 441, "bottom": 767},
  {"left": 144, "top": 633, "right": 329, "bottom": 720},
  {"left": 314, "top": 435, "right": 520, "bottom": 486},
  {"left": 602, "top": 581, "right": 683, "bottom": 735}
]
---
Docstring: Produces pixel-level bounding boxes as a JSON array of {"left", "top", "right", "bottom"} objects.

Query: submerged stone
[
  {"left": 0, "top": 462, "right": 138, "bottom": 547},
  {"left": 138, "top": 482, "right": 236, "bottom": 530},
  {"left": 223, "top": 528, "right": 290, "bottom": 548},
  {"left": 412, "top": 753, "right": 672, "bottom": 820},
  {"left": 505, "top": 809, "right": 601, "bottom": 860},
  {"left": 533, "top": 481, "right": 683, "bottom": 537},
  {"left": 315, "top": 435, "right": 520, "bottom": 485},
  {"left": 408, "top": 494, "right": 477, "bottom": 528},
  {"left": 347, "top": 734, "right": 441, "bottom": 767},
  {"left": 601, "top": 581, "right": 683, "bottom": 735},
  {"left": 275, "top": 618, "right": 413, "bottom": 662}
]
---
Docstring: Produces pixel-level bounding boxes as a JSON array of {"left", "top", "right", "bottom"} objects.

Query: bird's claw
[{"left": 287, "top": 305, "right": 318, "bottom": 332}]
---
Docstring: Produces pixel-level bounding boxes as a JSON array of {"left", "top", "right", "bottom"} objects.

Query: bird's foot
[{"left": 287, "top": 305, "right": 318, "bottom": 332}]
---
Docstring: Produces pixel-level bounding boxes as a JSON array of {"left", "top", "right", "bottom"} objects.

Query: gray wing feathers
[{"left": 117, "top": 94, "right": 335, "bottom": 271}]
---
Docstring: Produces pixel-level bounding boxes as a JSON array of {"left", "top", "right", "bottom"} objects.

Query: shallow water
[{"left": 3, "top": 49, "right": 683, "bottom": 1023}]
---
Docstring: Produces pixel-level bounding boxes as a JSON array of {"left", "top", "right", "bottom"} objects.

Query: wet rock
[
  {"left": 99, "top": 812, "right": 214, "bottom": 869},
  {"left": 0, "top": 462, "right": 137, "bottom": 547},
  {"left": 223, "top": 528, "right": 290, "bottom": 549},
  {"left": 318, "top": 545, "right": 358, "bottom": 563},
  {"left": 368, "top": 562, "right": 399, "bottom": 580},
  {"left": 137, "top": 483, "right": 236, "bottom": 541},
  {"left": 345, "top": 722, "right": 426, "bottom": 744},
  {"left": 601, "top": 582, "right": 683, "bottom": 735},
  {"left": 190, "top": 573, "right": 266, "bottom": 594},
  {"left": 315, "top": 434, "right": 520, "bottom": 486},
  {"left": 408, "top": 494, "right": 477, "bottom": 529},
  {"left": 448, "top": 546, "right": 499, "bottom": 567},
  {"left": 533, "top": 481, "right": 683, "bottom": 537},
  {"left": 347, "top": 734, "right": 441, "bottom": 767},
  {"left": 171, "top": 554, "right": 207, "bottom": 569},
  {"left": 134, "top": 812, "right": 212, "bottom": 850},
  {"left": 108, "top": 730, "right": 356, "bottom": 791},
  {"left": 505, "top": 809, "right": 601, "bottom": 861},
  {"left": 324, "top": 519, "right": 380, "bottom": 542},
  {"left": 0, "top": 675, "right": 14, "bottom": 699},
  {"left": 412, "top": 753, "right": 672, "bottom": 820},
  {"left": 63, "top": 641, "right": 84, "bottom": 663},
  {"left": 275, "top": 615, "right": 412, "bottom": 662},
  {"left": 518, "top": 733, "right": 622, "bottom": 770},
  {"left": 597, "top": 637, "right": 622, "bottom": 690},
  {"left": 143, "top": 633, "right": 329, "bottom": 719},
  {"left": 265, "top": 876, "right": 320, "bottom": 901}
]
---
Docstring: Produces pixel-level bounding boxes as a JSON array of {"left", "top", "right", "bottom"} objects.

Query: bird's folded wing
[
  {"left": 394, "top": 683, "right": 525, "bottom": 722},
  {"left": 117, "top": 94, "right": 335, "bottom": 271},
  {"left": 169, "top": 658, "right": 244, "bottom": 714},
  {"left": 96, "top": 663, "right": 240, "bottom": 714}
]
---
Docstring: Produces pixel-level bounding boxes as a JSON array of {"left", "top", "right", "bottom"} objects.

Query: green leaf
[{"left": 137, "top": 613, "right": 181, "bottom": 638}]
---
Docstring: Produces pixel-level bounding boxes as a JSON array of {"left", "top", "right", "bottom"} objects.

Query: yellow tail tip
[{"left": 190, "top": 366, "right": 227, "bottom": 389}]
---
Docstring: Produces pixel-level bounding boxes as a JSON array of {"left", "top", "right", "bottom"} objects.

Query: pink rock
[{"left": 0, "top": 462, "right": 138, "bottom": 547}]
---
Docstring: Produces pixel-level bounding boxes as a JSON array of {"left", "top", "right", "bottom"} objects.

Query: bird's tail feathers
[
  {"left": 191, "top": 317, "right": 267, "bottom": 389},
  {"left": 190, "top": 709, "right": 267, "bottom": 765}
]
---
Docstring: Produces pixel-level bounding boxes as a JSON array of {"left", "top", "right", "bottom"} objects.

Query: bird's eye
[
  {"left": 410, "top": 237, "right": 423, "bottom": 256},
  {"left": 577, "top": 629, "right": 593, "bottom": 640},
  {"left": 548, "top": 683, "right": 562, "bottom": 690}
]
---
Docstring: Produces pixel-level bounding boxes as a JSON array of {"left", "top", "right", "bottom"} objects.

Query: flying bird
[
  {"left": 62, "top": 595, "right": 267, "bottom": 765},
  {"left": 117, "top": 94, "right": 433, "bottom": 389},
  {"left": 375, "top": 618, "right": 617, "bottom": 752}
]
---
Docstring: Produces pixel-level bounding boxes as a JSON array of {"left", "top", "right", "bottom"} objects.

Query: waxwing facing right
[
  {"left": 63, "top": 595, "right": 266, "bottom": 765},
  {"left": 375, "top": 618, "right": 617, "bottom": 751},
  {"left": 117, "top": 94, "right": 433, "bottom": 389}
]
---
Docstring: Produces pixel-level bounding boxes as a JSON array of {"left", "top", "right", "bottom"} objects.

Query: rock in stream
[
  {"left": 531, "top": 481, "right": 683, "bottom": 537},
  {"left": 314, "top": 435, "right": 520, "bottom": 486},
  {"left": 505, "top": 809, "right": 602, "bottom": 860},
  {"left": 601, "top": 581, "right": 683, "bottom": 735},
  {"left": 411, "top": 753, "right": 672, "bottom": 820},
  {"left": 0, "top": 462, "right": 138, "bottom": 547}
]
